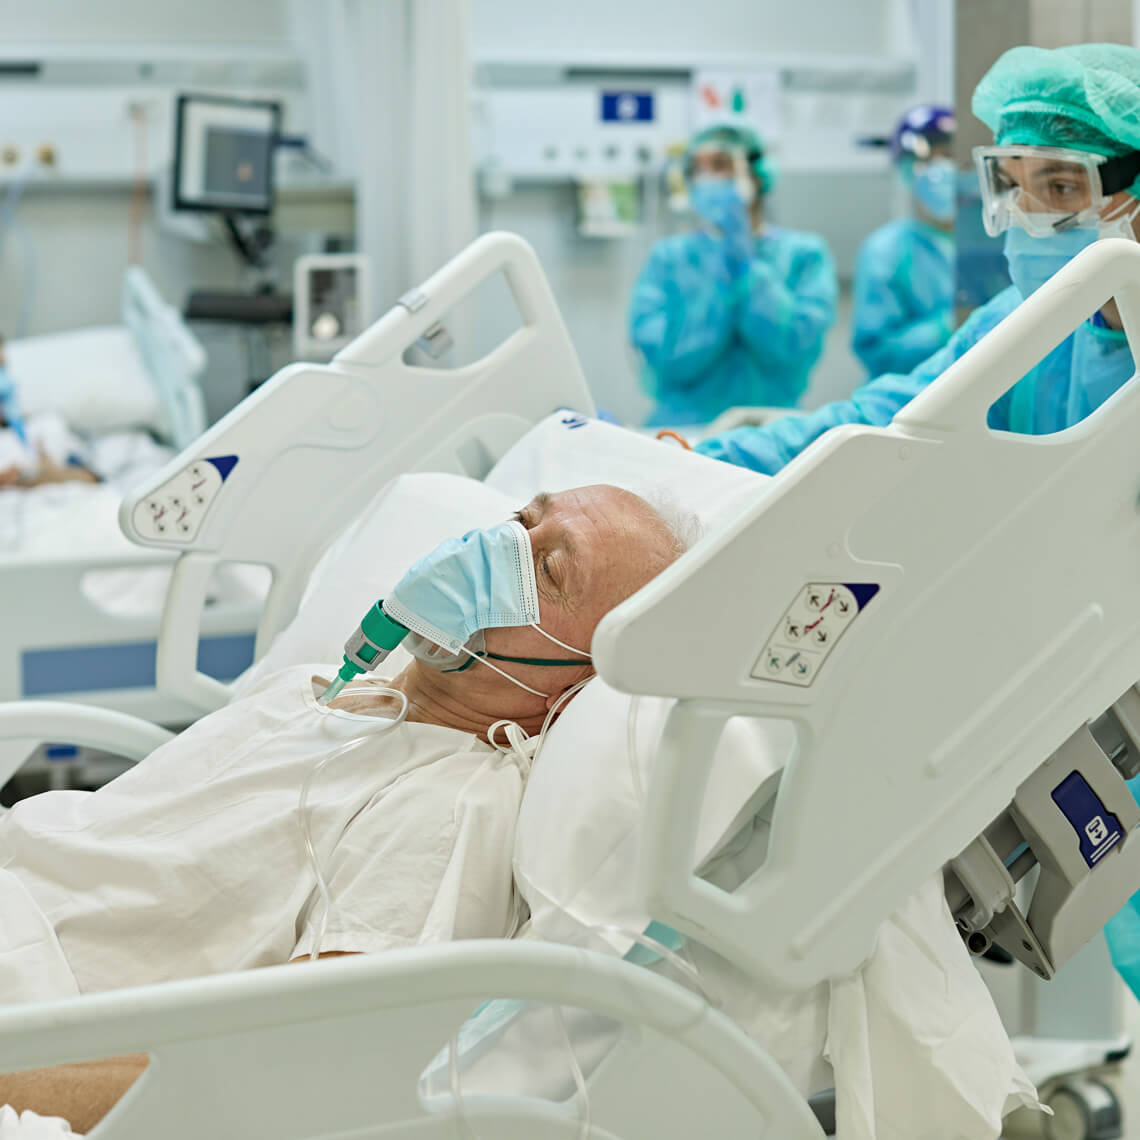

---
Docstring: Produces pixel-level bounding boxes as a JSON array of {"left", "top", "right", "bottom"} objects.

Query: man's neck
[{"left": 386, "top": 661, "right": 551, "bottom": 739}]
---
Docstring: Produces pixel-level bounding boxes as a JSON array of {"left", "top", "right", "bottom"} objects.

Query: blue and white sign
[
  {"left": 1051, "top": 770, "right": 1124, "bottom": 867},
  {"left": 601, "top": 91, "right": 654, "bottom": 123}
]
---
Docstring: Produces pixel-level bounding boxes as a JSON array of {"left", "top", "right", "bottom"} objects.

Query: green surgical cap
[
  {"left": 685, "top": 122, "right": 777, "bottom": 193},
  {"left": 973, "top": 43, "right": 1140, "bottom": 154}
]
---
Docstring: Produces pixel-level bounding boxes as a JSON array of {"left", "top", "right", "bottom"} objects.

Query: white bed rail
[
  {"left": 0, "top": 701, "right": 172, "bottom": 789},
  {"left": 119, "top": 233, "right": 594, "bottom": 714},
  {"left": 594, "top": 237, "right": 1140, "bottom": 992},
  {"left": 121, "top": 268, "right": 207, "bottom": 451},
  {"left": 0, "top": 943, "right": 824, "bottom": 1140}
]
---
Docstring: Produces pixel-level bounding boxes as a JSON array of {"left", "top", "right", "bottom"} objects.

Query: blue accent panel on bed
[
  {"left": 21, "top": 633, "right": 256, "bottom": 696},
  {"left": 206, "top": 454, "right": 239, "bottom": 481}
]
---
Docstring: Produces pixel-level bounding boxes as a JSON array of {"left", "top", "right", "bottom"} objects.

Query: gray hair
[{"left": 641, "top": 489, "right": 704, "bottom": 556}]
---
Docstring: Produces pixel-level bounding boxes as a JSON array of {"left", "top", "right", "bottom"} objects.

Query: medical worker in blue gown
[
  {"left": 693, "top": 43, "right": 1140, "bottom": 1003},
  {"left": 629, "top": 124, "right": 838, "bottom": 427},
  {"left": 697, "top": 44, "right": 1140, "bottom": 475},
  {"left": 852, "top": 105, "right": 956, "bottom": 378}
]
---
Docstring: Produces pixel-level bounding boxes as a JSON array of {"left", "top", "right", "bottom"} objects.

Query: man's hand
[{"left": 0, "top": 1054, "right": 148, "bottom": 1135}]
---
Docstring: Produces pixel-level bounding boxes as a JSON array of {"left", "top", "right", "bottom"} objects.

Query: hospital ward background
[{"left": 3, "top": 0, "right": 1140, "bottom": 1138}]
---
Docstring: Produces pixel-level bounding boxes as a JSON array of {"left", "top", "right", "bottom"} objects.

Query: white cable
[
  {"left": 458, "top": 641, "right": 550, "bottom": 698},
  {"left": 528, "top": 623, "right": 592, "bottom": 657},
  {"left": 0, "top": 163, "right": 37, "bottom": 337},
  {"left": 298, "top": 684, "right": 408, "bottom": 961},
  {"left": 553, "top": 1004, "right": 592, "bottom": 1140}
]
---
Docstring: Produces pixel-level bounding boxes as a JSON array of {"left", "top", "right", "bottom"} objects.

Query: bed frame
[
  {"left": 0, "top": 270, "right": 251, "bottom": 729},
  {"left": 1, "top": 234, "right": 1140, "bottom": 1137}
]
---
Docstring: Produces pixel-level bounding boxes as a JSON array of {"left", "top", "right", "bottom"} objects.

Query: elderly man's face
[{"left": 481, "top": 484, "right": 679, "bottom": 668}]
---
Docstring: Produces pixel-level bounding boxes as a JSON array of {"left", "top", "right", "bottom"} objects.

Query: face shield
[
  {"left": 973, "top": 144, "right": 1140, "bottom": 237},
  {"left": 684, "top": 145, "right": 757, "bottom": 204}
]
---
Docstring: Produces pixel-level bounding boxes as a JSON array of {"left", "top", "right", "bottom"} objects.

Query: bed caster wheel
[{"left": 1043, "top": 1078, "right": 1122, "bottom": 1140}]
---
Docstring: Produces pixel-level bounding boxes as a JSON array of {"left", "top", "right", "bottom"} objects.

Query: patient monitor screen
[{"left": 173, "top": 95, "right": 280, "bottom": 215}]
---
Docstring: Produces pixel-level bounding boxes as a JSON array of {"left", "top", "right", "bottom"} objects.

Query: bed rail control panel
[
  {"left": 130, "top": 456, "right": 237, "bottom": 544},
  {"left": 752, "top": 582, "right": 879, "bottom": 686}
]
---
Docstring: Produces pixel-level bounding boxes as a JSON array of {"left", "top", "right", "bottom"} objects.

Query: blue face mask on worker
[
  {"left": 319, "top": 520, "right": 591, "bottom": 705},
  {"left": 910, "top": 159, "right": 956, "bottom": 222},
  {"left": 689, "top": 176, "right": 753, "bottom": 231},
  {"left": 1003, "top": 225, "right": 1100, "bottom": 299}
]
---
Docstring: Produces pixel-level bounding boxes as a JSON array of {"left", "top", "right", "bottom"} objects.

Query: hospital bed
[
  {"left": 2, "top": 233, "right": 1140, "bottom": 1138},
  {"left": 0, "top": 269, "right": 266, "bottom": 729}
]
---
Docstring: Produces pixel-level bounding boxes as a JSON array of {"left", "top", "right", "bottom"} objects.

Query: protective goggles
[
  {"left": 683, "top": 144, "right": 757, "bottom": 182},
  {"left": 973, "top": 144, "right": 1140, "bottom": 237}
]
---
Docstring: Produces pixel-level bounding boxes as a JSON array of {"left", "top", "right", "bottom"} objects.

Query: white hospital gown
[{"left": 0, "top": 666, "right": 527, "bottom": 1002}]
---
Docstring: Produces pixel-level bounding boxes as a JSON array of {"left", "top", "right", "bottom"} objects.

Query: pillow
[
  {"left": 492, "top": 413, "right": 785, "bottom": 953},
  {"left": 514, "top": 677, "right": 794, "bottom": 957},
  {"left": 485, "top": 411, "right": 768, "bottom": 530},
  {"left": 232, "top": 472, "right": 519, "bottom": 697},
  {"left": 6, "top": 326, "right": 164, "bottom": 436}
]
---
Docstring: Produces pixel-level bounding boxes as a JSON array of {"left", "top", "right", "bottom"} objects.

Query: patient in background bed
[
  {"left": 0, "top": 336, "right": 98, "bottom": 490},
  {"left": 0, "top": 484, "right": 686, "bottom": 1135}
]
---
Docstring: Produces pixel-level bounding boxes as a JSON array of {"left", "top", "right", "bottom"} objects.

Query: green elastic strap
[{"left": 443, "top": 651, "right": 592, "bottom": 674}]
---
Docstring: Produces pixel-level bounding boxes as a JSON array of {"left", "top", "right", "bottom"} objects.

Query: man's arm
[
  {"left": 695, "top": 288, "right": 1020, "bottom": 474},
  {"left": 0, "top": 1054, "right": 148, "bottom": 1136},
  {"left": 734, "top": 237, "right": 838, "bottom": 376}
]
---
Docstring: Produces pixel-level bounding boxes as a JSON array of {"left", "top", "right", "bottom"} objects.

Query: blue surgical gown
[
  {"left": 852, "top": 218, "right": 954, "bottom": 377},
  {"left": 696, "top": 284, "right": 1132, "bottom": 474},
  {"left": 629, "top": 225, "right": 838, "bottom": 426}
]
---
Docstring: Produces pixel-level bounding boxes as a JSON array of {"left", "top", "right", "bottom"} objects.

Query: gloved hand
[{"left": 689, "top": 179, "right": 753, "bottom": 273}]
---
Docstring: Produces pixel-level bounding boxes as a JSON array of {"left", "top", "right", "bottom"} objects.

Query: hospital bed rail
[
  {"left": 3, "top": 234, "right": 1140, "bottom": 1137},
  {"left": 116, "top": 232, "right": 595, "bottom": 716},
  {"left": 0, "top": 941, "right": 825, "bottom": 1140},
  {"left": 594, "top": 236, "right": 1140, "bottom": 997}
]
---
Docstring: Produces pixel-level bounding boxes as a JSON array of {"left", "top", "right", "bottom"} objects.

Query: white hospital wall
[
  {"left": 0, "top": 0, "right": 297, "bottom": 335},
  {"left": 470, "top": 0, "right": 895, "bottom": 57},
  {"left": 0, "top": 0, "right": 352, "bottom": 419},
  {"left": 468, "top": 0, "right": 924, "bottom": 422}
]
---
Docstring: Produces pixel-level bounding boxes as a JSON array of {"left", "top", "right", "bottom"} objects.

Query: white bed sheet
[{"left": 0, "top": 434, "right": 268, "bottom": 617}]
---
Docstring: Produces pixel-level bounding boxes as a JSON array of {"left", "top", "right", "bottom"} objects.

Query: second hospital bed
[
  {"left": 0, "top": 269, "right": 267, "bottom": 730},
  {"left": 2, "top": 233, "right": 1140, "bottom": 1136}
]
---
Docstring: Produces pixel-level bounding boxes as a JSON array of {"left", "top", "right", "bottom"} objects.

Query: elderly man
[{"left": 0, "top": 484, "right": 685, "bottom": 1134}]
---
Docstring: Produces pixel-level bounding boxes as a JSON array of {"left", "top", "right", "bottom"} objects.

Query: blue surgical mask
[
  {"left": 383, "top": 520, "right": 590, "bottom": 695},
  {"left": 911, "top": 159, "right": 955, "bottom": 222},
  {"left": 688, "top": 177, "right": 746, "bottom": 228},
  {"left": 1003, "top": 225, "right": 1099, "bottom": 299},
  {"left": 386, "top": 520, "right": 539, "bottom": 651}
]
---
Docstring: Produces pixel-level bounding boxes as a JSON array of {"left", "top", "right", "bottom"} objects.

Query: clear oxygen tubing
[
  {"left": 298, "top": 681, "right": 409, "bottom": 961},
  {"left": 446, "top": 676, "right": 715, "bottom": 1140},
  {"left": 316, "top": 673, "right": 349, "bottom": 707}
]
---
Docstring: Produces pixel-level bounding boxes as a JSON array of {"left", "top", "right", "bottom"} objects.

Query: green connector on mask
[{"left": 319, "top": 601, "right": 409, "bottom": 706}]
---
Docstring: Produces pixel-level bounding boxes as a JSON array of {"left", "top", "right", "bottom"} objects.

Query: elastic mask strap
[
  {"left": 459, "top": 643, "right": 550, "bottom": 698},
  {"left": 530, "top": 624, "right": 592, "bottom": 658},
  {"left": 487, "top": 652, "right": 593, "bottom": 667},
  {"left": 443, "top": 651, "right": 590, "bottom": 674},
  {"left": 1099, "top": 151, "right": 1140, "bottom": 197}
]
